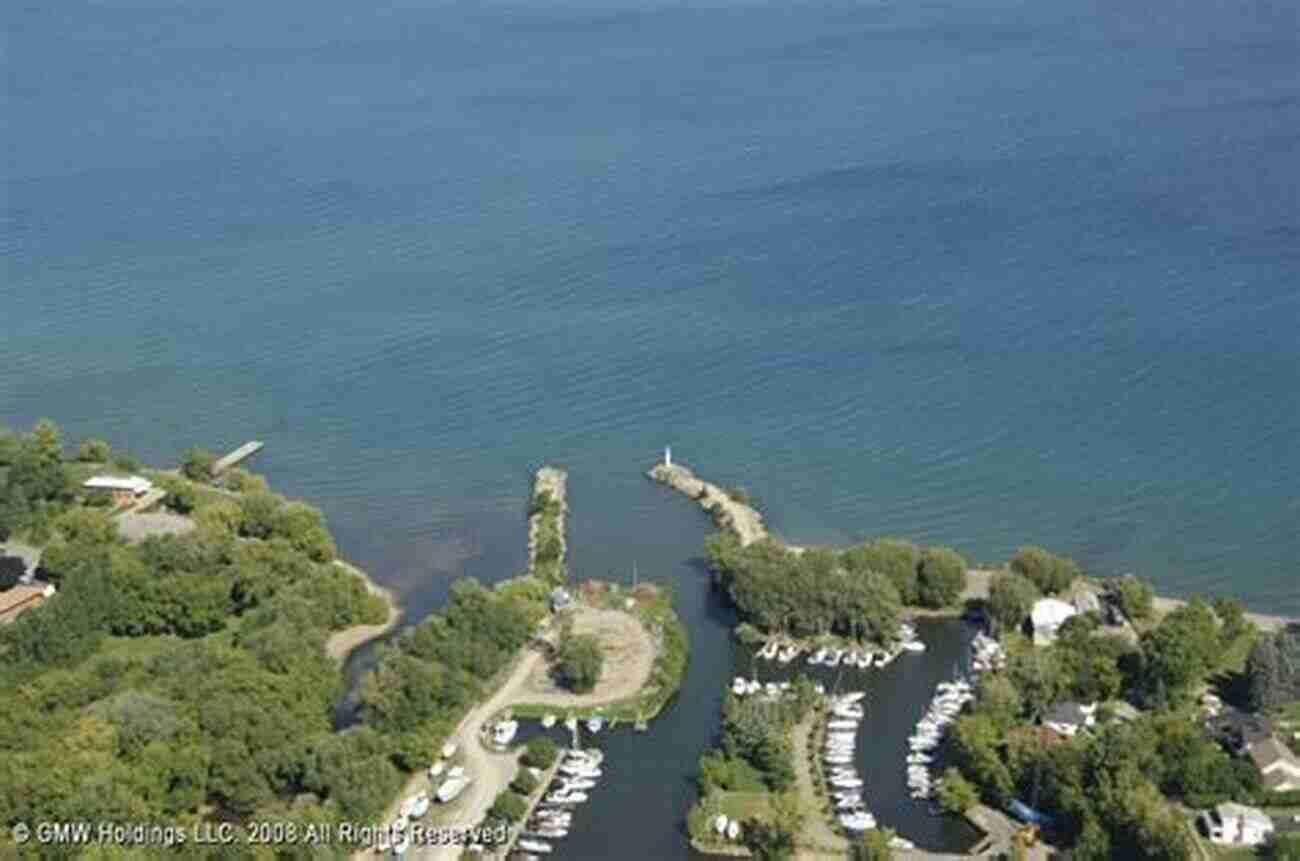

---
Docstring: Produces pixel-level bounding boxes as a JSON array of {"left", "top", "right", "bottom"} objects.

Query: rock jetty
[
  {"left": 647, "top": 461, "right": 767, "bottom": 547},
  {"left": 528, "top": 466, "right": 568, "bottom": 576}
]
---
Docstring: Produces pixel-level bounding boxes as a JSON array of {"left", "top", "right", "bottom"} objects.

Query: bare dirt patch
[
  {"left": 520, "top": 606, "right": 656, "bottom": 706},
  {"left": 115, "top": 512, "right": 196, "bottom": 544}
]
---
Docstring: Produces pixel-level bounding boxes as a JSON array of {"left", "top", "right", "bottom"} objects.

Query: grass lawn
[{"left": 714, "top": 791, "right": 774, "bottom": 824}]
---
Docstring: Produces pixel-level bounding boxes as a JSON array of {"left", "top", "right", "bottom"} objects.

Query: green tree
[
  {"left": 511, "top": 768, "right": 539, "bottom": 795},
  {"left": 1107, "top": 574, "right": 1154, "bottom": 622},
  {"left": 1212, "top": 596, "right": 1249, "bottom": 643},
  {"left": 486, "top": 790, "right": 527, "bottom": 824},
  {"left": 180, "top": 447, "right": 216, "bottom": 482},
  {"left": 1140, "top": 599, "right": 1219, "bottom": 706},
  {"left": 520, "top": 735, "right": 559, "bottom": 769},
  {"left": 843, "top": 538, "right": 921, "bottom": 605},
  {"left": 852, "top": 829, "right": 895, "bottom": 861},
  {"left": 742, "top": 819, "right": 794, "bottom": 861},
  {"left": 937, "top": 767, "right": 979, "bottom": 813},
  {"left": 76, "top": 438, "right": 112, "bottom": 463},
  {"left": 916, "top": 546, "right": 967, "bottom": 608},
  {"left": 1010, "top": 546, "right": 1080, "bottom": 595},
  {"left": 987, "top": 572, "right": 1040, "bottom": 634},
  {"left": 160, "top": 478, "right": 197, "bottom": 515},
  {"left": 555, "top": 633, "right": 604, "bottom": 694},
  {"left": 1265, "top": 833, "right": 1300, "bottom": 861}
]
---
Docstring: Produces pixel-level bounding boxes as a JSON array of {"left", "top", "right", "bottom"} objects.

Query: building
[
  {"left": 1249, "top": 736, "right": 1300, "bottom": 793},
  {"left": 0, "top": 582, "right": 57, "bottom": 624},
  {"left": 1042, "top": 701, "right": 1097, "bottom": 737},
  {"left": 1208, "top": 709, "right": 1275, "bottom": 755},
  {"left": 1198, "top": 802, "right": 1274, "bottom": 847},
  {"left": 83, "top": 475, "right": 153, "bottom": 506},
  {"left": 1030, "top": 598, "right": 1077, "bottom": 645},
  {"left": 549, "top": 587, "right": 573, "bottom": 612}
]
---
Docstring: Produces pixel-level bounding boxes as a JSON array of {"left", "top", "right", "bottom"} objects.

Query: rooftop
[
  {"left": 1031, "top": 598, "right": 1077, "bottom": 628},
  {"left": 83, "top": 475, "right": 152, "bottom": 493}
]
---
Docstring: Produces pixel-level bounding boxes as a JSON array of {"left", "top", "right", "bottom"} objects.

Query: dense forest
[
  {"left": 0, "top": 420, "right": 547, "bottom": 859},
  {"left": 703, "top": 533, "right": 968, "bottom": 643}
]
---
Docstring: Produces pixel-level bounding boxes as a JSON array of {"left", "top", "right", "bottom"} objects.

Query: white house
[
  {"left": 83, "top": 475, "right": 153, "bottom": 505},
  {"left": 1042, "top": 701, "right": 1097, "bottom": 738},
  {"left": 1198, "top": 802, "right": 1274, "bottom": 847},
  {"left": 1249, "top": 737, "right": 1300, "bottom": 793},
  {"left": 1031, "top": 598, "right": 1077, "bottom": 645}
]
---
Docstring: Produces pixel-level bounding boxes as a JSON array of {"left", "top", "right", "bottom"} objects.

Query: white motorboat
[
  {"left": 901, "top": 640, "right": 926, "bottom": 652},
  {"left": 713, "top": 814, "right": 729, "bottom": 835},
  {"left": 493, "top": 720, "right": 519, "bottom": 746},
  {"left": 839, "top": 691, "right": 866, "bottom": 703},
  {"left": 831, "top": 777, "right": 864, "bottom": 789},
  {"left": 824, "top": 756, "right": 853, "bottom": 765},
  {"left": 726, "top": 820, "right": 740, "bottom": 840},
  {"left": 586, "top": 716, "right": 604, "bottom": 732},
  {"left": 889, "top": 837, "right": 916, "bottom": 850},
  {"left": 838, "top": 812, "right": 876, "bottom": 830},
  {"left": 436, "top": 776, "right": 471, "bottom": 803},
  {"left": 545, "top": 791, "right": 588, "bottom": 804},
  {"left": 560, "top": 765, "right": 601, "bottom": 779},
  {"left": 408, "top": 793, "right": 430, "bottom": 818},
  {"left": 826, "top": 648, "right": 843, "bottom": 667},
  {"left": 827, "top": 720, "right": 859, "bottom": 731},
  {"left": 807, "top": 648, "right": 827, "bottom": 666},
  {"left": 564, "top": 716, "right": 578, "bottom": 731},
  {"left": 732, "top": 677, "right": 748, "bottom": 695},
  {"left": 777, "top": 645, "right": 798, "bottom": 663},
  {"left": 541, "top": 713, "right": 557, "bottom": 728},
  {"left": 561, "top": 777, "right": 597, "bottom": 790},
  {"left": 517, "top": 840, "right": 552, "bottom": 854}
]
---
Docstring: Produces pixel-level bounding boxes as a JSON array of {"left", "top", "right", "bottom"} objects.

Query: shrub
[
  {"left": 510, "top": 768, "right": 539, "bottom": 795},
  {"left": 1010, "top": 546, "right": 1080, "bottom": 595},
  {"left": 917, "top": 546, "right": 967, "bottom": 608},
  {"left": 555, "top": 633, "right": 603, "bottom": 693},
  {"left": 180, "top": 447, "right": 216, "bottom": 482},
  {"left": 75, "top": 439, "right": 112, "bottom": 463},
  {"left": 487, "top": 791, "right": 527, "bottom": 823},
  {"left": 1107, "top": 574, "right": 1154, "bottom": 622},
  {"left": 937, "top": 767, "right": 979, "bottom": 814},
  {"left": 520, "top": 735, "right": 558, "bottom": 769}
]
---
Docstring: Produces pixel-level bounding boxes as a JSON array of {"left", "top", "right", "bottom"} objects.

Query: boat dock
[{"left": 212, "top": 441, "right": 264, "bottom": 475}]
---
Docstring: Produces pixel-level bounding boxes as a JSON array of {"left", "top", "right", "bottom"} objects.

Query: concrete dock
[{"left": 212, "top": 440, "right": 264, "bottom": 475}]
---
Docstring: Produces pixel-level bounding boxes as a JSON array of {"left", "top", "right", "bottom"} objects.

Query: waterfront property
[
  {"left": 0, "top": 582, "right": 56, "bottom": 624},
  {"left": 82, "top": 474, "right": 153, "bottom": 505},
  {"left": 1029, "top": 597, "right": 1077, "bottom": 645},
  {"left": 1041, "top": 701, "right": 1096, "bottom": 738},
  {"left": 1248, "top": 736, "right": 1300, "bottom": 792},
  {"left": 1197, "top": 802, "right": 1274, "bottom": 847}
]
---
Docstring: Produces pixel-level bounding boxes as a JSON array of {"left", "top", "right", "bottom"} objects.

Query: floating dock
[{"left": 212, "top": 441, "right": 264, "bottom": 475}]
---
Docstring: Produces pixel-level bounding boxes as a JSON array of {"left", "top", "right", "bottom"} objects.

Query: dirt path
[
  {"left": 406, "top": 648, "right": 544, "bottom": 860},
  {"left": 791, "top": 712, "right": 850, "bottom": 855},
  {"left": 516, "top": 606, "right": 656, "bottom": 707},
  {"left": 324, "top": 559, "right": 401, "bottom": 662}
]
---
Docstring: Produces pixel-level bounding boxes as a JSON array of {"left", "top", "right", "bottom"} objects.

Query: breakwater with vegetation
[{"left": 529, "top": 466, "right": 568, "bottom": 584}]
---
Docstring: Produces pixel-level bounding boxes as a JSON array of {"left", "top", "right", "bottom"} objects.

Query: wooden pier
[{"left": 212, "top": 441, "right": 264, "bottom": 475}]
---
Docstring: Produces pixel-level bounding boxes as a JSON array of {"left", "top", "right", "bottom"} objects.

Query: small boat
[
  {"left": 564, "top": 716, "right": 578, "bottom": 731},
  {"left": 726, "top": 820, "right": 740, "bottom": 840},
  {"left": 587, "top": 717, "right": 604, "bottom": 732},
  {"left": 732, "top": 677, "right": 748, "bottom": 695},
  {"left": 409, "top": 793, "right": 430, "bottom": 818},
  {"left": 541, "top": 713, "right": 557, "bottom": 728},
  {"left": 494, "top": 720, "right": 519, "bottom": 745},
  {"left": 525, "top": 828, "right": 568, "bottom": 839},
  {"left": 826, "top": 649, "right": 843, "bottom": 667},
  {"left": 545, "top": 791, "right": 588, "bottom": 804},
  {"left": 777, "top": 645, "right": 798, "bottom": 663},
  {"left": 901, "top": 640, "right": 926, "bottom": 652},
  {"left": 827, "top": 720, "right": 859, "bottom": 731},
  {"left": 746, "top": 679, "right": 762, "bottom": 695},
  {"left": 831, "top": 778, "right": 864, "bottom": 789},
  {"left": 517, "top": 840, "right": 552, "bottom": 854},
  {"left": 436, "top": 776, "right": 471, "bottom": 803},
  {"left": 889, "top": 837, "right": 916, "bottom": 850},
  {"left": 808, "top": 647, "right": 827, "bottom": 665},
  {"left": 713, "top": 814, "right": 729, "bottom": 835}
]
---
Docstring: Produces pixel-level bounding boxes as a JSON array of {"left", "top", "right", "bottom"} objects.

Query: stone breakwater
[
  {"left": 647, "top": 462, "right": 767, "bottom": 547},
  {"left": 528, "top": 466, "right": 568, "bottom": 574}
]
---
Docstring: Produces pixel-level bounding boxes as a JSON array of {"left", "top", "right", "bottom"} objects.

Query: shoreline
[
  {"left": 325, "top": 558, "right": 402, "bottom": 663},
  {"left": 656, "top": 457, "right": 1298, "bottom": 633},
  {"left": 528, "top": 466, "right": 568, "bottom": 580}
]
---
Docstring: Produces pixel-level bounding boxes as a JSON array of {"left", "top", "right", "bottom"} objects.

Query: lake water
[{"left": 5, "top": 0, "right": 1298, "bottom": 855}]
